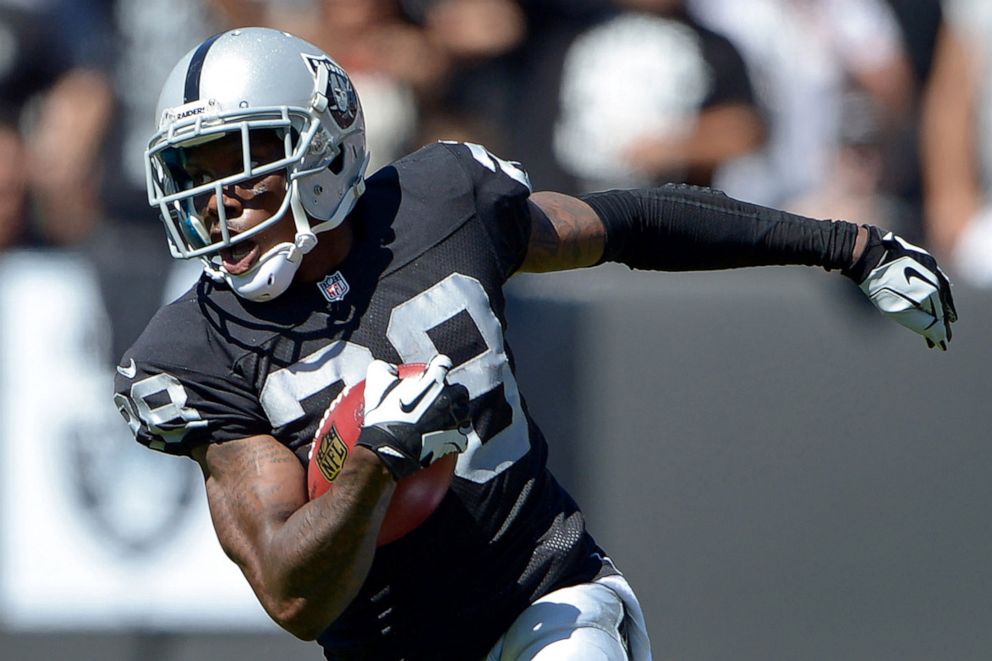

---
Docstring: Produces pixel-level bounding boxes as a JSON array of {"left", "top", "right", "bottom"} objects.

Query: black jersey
[{"left": 114, "top": 142, "right": 610, "bottom": 660}]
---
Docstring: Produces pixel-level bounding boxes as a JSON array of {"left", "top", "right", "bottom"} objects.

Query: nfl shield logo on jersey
[{"left": 318, "top": 271, "right": 350, "bottom": 303}]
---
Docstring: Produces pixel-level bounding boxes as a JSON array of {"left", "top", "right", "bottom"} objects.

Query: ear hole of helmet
[{"left": 329, "top": 149, "right": 345, "bottom": 174}]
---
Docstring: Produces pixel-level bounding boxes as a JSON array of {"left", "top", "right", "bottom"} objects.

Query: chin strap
[
  {"left": 223, "top": 243, "right": 304, "bottom": 301},
  {"left": 286, "top": 227, "right": 318, "bottom": 264}
]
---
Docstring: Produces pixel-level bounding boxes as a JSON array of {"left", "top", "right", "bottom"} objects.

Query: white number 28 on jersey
[{"left": 120, "top": 274, "right": 528, "bottom": 485}]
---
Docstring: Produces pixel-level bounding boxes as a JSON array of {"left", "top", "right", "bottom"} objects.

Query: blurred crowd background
[{"left": 3, "top": 0, "right": 991, "bottom": 287}]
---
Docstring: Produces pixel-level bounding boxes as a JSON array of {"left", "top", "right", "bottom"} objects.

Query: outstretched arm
[
  {"left": 523, "top": 185, "right": 955, "bottom": 349},
  {"left": 521, "top": 189, "right": 868, "bottom": 273}
]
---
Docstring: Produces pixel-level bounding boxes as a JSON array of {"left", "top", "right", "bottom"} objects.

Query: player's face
[{"left": 182, "top": 130, "right": 294, "bottom": 276}]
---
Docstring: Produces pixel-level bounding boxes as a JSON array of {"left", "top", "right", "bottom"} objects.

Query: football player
[{"left": 114, "top": 28, "right": 956, "bottom": 660}]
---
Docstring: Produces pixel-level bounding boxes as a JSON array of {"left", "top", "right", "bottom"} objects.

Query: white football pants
[{"left": 484, "top": 574, "right": 652, "bottom": 660}]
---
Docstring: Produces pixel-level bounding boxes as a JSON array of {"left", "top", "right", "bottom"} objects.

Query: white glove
[
  {"left": 844, "top": 226, "right": 958, "bottom": 350},
  {"left": 356, "top": 355, "right": 471, "bottom": 480}
]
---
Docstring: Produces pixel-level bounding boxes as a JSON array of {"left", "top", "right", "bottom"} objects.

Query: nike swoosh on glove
[
  {"left": 843, "top": 225, "right": 958, "bottom": 350},
  {"left": 357, "top": 355, "right": 472, "bottom": 480}
]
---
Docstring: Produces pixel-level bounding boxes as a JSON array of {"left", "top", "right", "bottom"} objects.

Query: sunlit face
[{"left": 181, "top": 130, "right": 292, "bottom": 276}]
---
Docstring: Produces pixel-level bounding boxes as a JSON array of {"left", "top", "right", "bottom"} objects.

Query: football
[{"left": 307, "top": 363, "right": 458, "bottom": 546}]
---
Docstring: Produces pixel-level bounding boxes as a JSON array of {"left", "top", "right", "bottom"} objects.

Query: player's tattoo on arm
[
  {"left": 196, "top": 436, "right": 307, "bottom": 566},
  {"left": 521, "top": 192, "right": 607, "bottom": 273},
  {"left": 194, "top": 435, "right": 396, "bottom": 634}
]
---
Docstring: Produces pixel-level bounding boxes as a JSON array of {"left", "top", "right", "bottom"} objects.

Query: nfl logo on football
[{"left": 318, "top": 271, "right": 350, "bottom": 303}]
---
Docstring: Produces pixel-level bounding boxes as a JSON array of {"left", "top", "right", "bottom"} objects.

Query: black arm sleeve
[{"left": 581, "top": 184, "right": 858, "bottom": 272}]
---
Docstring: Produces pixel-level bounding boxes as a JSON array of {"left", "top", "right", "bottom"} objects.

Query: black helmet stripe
[{"left": 183, "top": 32, "right": 224, "bottom": 104}]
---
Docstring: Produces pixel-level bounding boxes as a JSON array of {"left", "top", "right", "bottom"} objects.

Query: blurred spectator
[
  {"left": 31, "top": 0, "right": 282, "bottom": 240},
  {"left": 422, "top": 0, "right": 526, "bottom": 62},
  {"left": 788, "top": 91, "right": 914, "bottom": 235},
  {"left": 872, "top": 0, "right": 943, "bottom": 244},
  {"left": 0, "top": 0, "right": 101, "bottom": 250},
  {"left": 495, "top": 0, "right": 611, "bottom": 192},
  {"left": 209, "top": 0, "right": 286, "bottom": 29},
  {"left": 552, "top": 0, "right": 764, "bottom": 192},
  {"left": 412, "top": 0, "right": 528, "bottom": 154},
  {"left": 920, "top": 0, "right": 992, "bottom": 286},
  {"left": 883, "top": 0, "right": 943, "bottom": 86},
  {"left": 32, "top": 0, "right": 227, "bottom": 361},
  {"left": 27, "top": 69, "right": 113, "bottom": 246},
  {"left": 688, "top": 0, "right": 914, "bottom": 209},
  {"left": 0, "top": 127, "right": 26, "bottom": 249},
  {"left": 287, "top": 0, "right": 449, "bottom": 172}
]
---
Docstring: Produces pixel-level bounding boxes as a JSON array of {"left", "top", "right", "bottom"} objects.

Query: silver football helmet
[{"left": 145, "top": 27, "right": 369, "bottom": 301}]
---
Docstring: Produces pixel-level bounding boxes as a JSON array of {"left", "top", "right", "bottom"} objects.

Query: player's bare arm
[
  {"left": 193, "top": 434, "right": 395, "bottom": 640},
  {"left": 520, "top": 191, "right": 606, "bottom": 272}
]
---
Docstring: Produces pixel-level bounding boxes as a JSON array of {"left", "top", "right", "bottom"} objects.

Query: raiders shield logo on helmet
[{"left": 302, "top": 53, "right": 359, "bottom": 129}]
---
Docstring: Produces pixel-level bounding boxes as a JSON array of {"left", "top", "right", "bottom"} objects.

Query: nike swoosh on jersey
[{"left": 117, "top": 359, "right": 137, "bottom": 379}]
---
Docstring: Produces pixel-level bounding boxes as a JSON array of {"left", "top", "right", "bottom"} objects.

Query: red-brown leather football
[{"left": 307, "top": 363, "right": 458, "bottom": 546}]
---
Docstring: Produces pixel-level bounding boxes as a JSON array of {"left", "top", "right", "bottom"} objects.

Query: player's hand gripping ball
[{"left": 308, "top": 357, "right": 471, "bottom": 545}]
